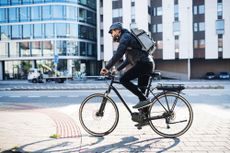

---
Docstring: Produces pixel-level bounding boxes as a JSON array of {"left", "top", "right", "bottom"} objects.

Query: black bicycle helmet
[{"left": 108, "top": 22, "right": 123, "bottom": 34}]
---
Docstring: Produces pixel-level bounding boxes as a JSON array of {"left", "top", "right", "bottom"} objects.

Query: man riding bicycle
[{"left": 100, "top": 22, "right": 155, "bottom": 109}]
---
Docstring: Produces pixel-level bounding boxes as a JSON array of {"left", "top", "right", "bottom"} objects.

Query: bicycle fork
[
  {"left": 96, "top": 92, "right": 109, "bottom": 117},
  {"left": 96, "top": 85, "right": 112, "bottom": 117}
]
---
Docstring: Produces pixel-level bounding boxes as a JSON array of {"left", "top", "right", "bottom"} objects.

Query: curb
[{"left": 0, "top": 85, "right": 224, "bottom": 91}]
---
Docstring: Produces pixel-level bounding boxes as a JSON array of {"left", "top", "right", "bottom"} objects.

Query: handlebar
[
  {"left": 101, "top": 71, "right": 120, "bottom": 84},
  {"left": 101, "top": 71, "right": 116, "bottom": 79}
]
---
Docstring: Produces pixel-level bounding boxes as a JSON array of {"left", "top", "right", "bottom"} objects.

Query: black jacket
[{"left": 105, "top": 29, "right": 153, "bottom": 71}]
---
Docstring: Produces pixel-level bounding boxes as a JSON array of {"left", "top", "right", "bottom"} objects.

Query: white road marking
[
  {"left": 47, "top": 96, "right": 60, "bottom": 98},
  {"left": 9, "top": 96, "right": 21, "bottom": 98},
  {"left": 67, "top": 95, "right": 79, "bottom": 98},
  {"left": 27, "top": 96, "right": 40, "bottom": 98}
]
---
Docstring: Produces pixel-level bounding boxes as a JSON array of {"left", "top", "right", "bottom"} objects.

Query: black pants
[{"left": 120, "top": 62, "right": 153, "bottom": 101}]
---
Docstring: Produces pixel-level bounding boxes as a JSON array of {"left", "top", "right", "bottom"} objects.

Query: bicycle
[{"left": 79, "top": 72, "right": 193, "bottom": 138}]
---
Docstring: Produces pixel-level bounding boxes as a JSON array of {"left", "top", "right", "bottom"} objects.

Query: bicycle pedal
[{"left": 136, "top": 124, "right": 142, "bottom": 130}]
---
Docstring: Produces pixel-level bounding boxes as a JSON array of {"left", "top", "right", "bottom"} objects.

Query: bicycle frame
[{"left": 102, "top": 76, "right": 133, "bottom": 115}]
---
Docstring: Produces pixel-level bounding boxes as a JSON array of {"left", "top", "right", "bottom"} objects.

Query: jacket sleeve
[
  {"left": 105, "top": 34, "right": 130, "bottom": 70},
  {"left": 117, "top": 59, "right": 129, "bottom": 71}
]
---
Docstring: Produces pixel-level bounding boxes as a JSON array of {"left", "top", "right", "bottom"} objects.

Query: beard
[
  {"left": 113, "top": 36, "right": 119, "bottom": 42},
  {"left": 112, "top": 33, "right": 120, "bottom": 42}
]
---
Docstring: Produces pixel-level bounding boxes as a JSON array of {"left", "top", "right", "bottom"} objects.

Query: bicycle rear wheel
[
  {"left": 79, "top": 93, "right": 119, "bottom": 137},
  {"left": 149, "top": 92, "right": 193, "bottom": 138}
]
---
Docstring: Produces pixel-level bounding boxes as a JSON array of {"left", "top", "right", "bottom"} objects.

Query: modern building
[
  {"left": 0, "top": 0, "right": 98, "bottom": 80},
  {"left": 98, "top": 0, "right": 230, "bottom": 79}
]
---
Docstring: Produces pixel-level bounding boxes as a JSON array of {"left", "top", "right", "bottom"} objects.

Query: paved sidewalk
[{"left": 0, "top": 102, "right": 230, "bottom": 153}]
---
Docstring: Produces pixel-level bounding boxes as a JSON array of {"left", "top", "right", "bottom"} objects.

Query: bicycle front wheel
[
  {"left": 79, "top": 93, "right": 119, "bottom": 137},
  {"left": 149, "top": 92, "right": 193, "bottom": 138}
]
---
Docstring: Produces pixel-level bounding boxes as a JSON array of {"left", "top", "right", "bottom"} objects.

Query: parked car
[
  {"left": 205, "top": 72, "right": 216, "bottom": 80},
  {"left": 218, "top": 72, "right": 230, "bottom": 80}
]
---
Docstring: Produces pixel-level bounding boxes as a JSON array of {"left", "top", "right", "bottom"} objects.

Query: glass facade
[{"left": 0, "top": 0, "right": 97, "bottom": 80}]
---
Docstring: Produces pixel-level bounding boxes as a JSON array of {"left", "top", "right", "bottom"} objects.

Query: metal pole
[{"left": 187, "top": 6, "right": 191, "bottom": 80}]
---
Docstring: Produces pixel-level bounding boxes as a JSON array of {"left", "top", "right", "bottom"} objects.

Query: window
[
  {"left": 33, "top": 0, "right": 43, "bottom": 3},
  {"left": 9, "top": 8, "right": 19, "bottom": 22},
  {"left": 69, "top": 24, "right": 77, "bottom": 38},
  {"left": 157, "top": 40, "right": 163, "bottom": 49},
  {"left": 218, "top": 34, "right": 223, "bottom": 52},
  {"left": 0, "top": 0, "right": 9, "bottom": 5},
  {"left": 23, "top": 24, "right": 31, "bottom": 39},
  {"left": 157, "top": 7, "right": 162, "bottom": 16},
  {"left": 152, "top": 24, "right": 156, "bottom": 33},
  {"left": 66, "top": 6, "right": 76, "bottom": 20},
  {"left": 23, "top": 0, "right": 32, "bottom": 4},
  {"left": 199, "top": 39, "right": 205, "bottom": 48},
  {"left": 52, "top": 5, "right": 64, "bottom": 19},
  {"left": 173, "top": 21, "right": 180, "bottom": 32},
  {"left": 131, "top": 6, "right": 135, "bottom": 20},
  {"left": 175, "top": 35, "right": 179, "bottom": 52},
  {"left": 113, "top": 8, "right": 122, "bottom": 18},
  {"left": 194, "top": 22, "right": 205, "bottom": 32},
  {"left": 11, "top": 0, "right": 21, "bottom": 5},
  {"left": 100, "top": 30, "right": 103, "bottom": 37},
  {"left": 31, "top": 41, "right": 41, "bottom": 56},
  {"left": 56, "top": 23, "right": 67, "bottom": 38},
  {"left": 45, "top": 23, "right": 54, "bottom": 38},
  {"left": 199, "top": 22, "right": 205, "bottom": 31},
  {"left": 79, "top": 25, "right": 96, "bottom": 40},
  {"left": 193, "top": 6, "right": 197, "bottom": 15},
  {"left": 43, "top": 41, "right": 54, "bottom": 56},
  {"left": 42, "top": 5, "right": 52, "bottom": 20},
  {"left": 198, "top": 5, "right": 205, "bottom": 14},
  {"left": 11, "top": 25, "right": 22, "bottom": 39},
  {"left": 217, "top": 2, "right": 223, "bottom": 19},
  {"left": 174, "top": 0, "right": 178, "bottom": 4},
  {"left": 194, "top": 23, "right": 198, "bottom": 32},
  {"left": 33, "top": 24, "right": 43, "bottom": 38},
  {"left": 20, "top": 42, "right": 30, "bottom": 57},
  {"left": 56, "top": 40, "right": 67, "bottom": 55},
  {"left": 152, "top": 24, "right": 162, "bottom": 33},
  {"left": 174, "top": 5, "right": 179, "bottom": 21},
  {"left": 0, "top": 8, "right": 8, "bottom": 23},
  {"left": 194, "top": 5, "right": 205, "bottom": 15},
  {"left": 80, "top": 42, "right": 86, "bottom": 56},
  {"left": 216, "top": 19, "right": 224, "bottom": 34},
  {"left": 1, "top": 26, "right": 10, "bottom": 39},
  {"left": 87, "top": 43, "right": 93, "bottom": 56},
  {"left": 31, "top": 6, "right": 41, "bottom": 21},
  {"left": 157, "top": 24, "right": 162, "bottom": 32},
  {"left": 194, "top": 40, "right": 198, "bottom": 48},
  {"left": 79, "top": 8, "right": 87, "bottom": 22},
  {"left": 20, "top": 7, "right": 30, "bottom": 21}
]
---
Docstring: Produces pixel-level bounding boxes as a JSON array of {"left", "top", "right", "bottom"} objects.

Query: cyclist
[{"left": 100, "top": 22, "right": 155, "bottom": 109}]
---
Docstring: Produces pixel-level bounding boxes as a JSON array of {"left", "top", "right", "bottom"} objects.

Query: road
[{"left": 0, "top": 87, "right": 230, "bottom": 107}]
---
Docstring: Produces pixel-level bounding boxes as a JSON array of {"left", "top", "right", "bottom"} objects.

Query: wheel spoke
[{"left": 149, "top": 92, "right": 193, "bottom": 138}]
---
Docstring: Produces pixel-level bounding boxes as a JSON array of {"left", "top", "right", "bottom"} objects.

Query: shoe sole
[
  {"left": 133, "top": 102, "right": 152, "bottom": 109},
  {"left": 135, "top": 122, "right": 149, "bottom": 127}
]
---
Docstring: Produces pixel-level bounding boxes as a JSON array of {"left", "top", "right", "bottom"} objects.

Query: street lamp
[{"left": 187, "top": 6, "right": 191, "bottom": 80}]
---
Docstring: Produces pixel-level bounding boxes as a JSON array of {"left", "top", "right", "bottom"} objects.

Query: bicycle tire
[
  {"left": 79, "top": 93, "right": 119, "bottom": 137},
  {"left": 148, "top": 92, "right": 193, "bottom": 138}
]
